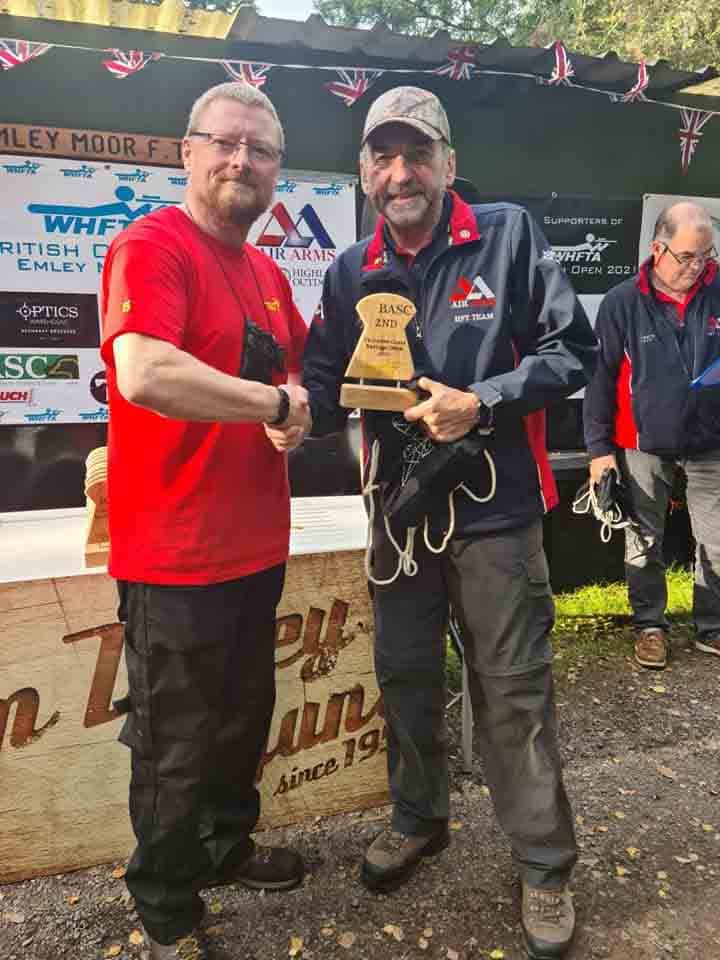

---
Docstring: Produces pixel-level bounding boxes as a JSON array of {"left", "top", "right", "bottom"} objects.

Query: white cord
[
  {"left": 363, "top": 438, "right": 498, "bottom": 580},
  {"left": 572, "top": 476, "right": 631, "bottom": 543}
]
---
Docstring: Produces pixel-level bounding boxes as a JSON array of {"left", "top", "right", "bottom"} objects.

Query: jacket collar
[
  {"left": 637, "top": 254, "right": 718, "bottom": 298},
  {"left": 363, "top": 189, "right": 480, "bottom": 272}
]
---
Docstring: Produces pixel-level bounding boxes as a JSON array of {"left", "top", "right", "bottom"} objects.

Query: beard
[
  {"left": 374, "top": 185, "right": 441, "bottom": 234},
  {"left": 207, "top": 174, "right": 273, "bottom": 229}
]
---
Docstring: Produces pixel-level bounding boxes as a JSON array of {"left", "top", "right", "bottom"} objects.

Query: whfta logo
[
  {"left": 255, "top": 203, "right": 335, "bottom": 262},
  {"left": 27, "top": 186, "right": 180, "bottom": 237},
  {"left": 549, "top": 233, "right": 617, "bottom": 265},
  {"left": 0, "top": 354, "right": 79, "bottom": 381}
]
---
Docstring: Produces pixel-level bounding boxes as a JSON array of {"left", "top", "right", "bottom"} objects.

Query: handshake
[{"left": 264, "top": 383, "right": 312, "bottom": 453}]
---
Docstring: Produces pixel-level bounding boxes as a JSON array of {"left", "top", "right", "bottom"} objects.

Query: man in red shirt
[
  {"left": 585, "top": 201, "right": 720, "bottom": 670},
  {"left": 101, "top": 82, "right": 311, "bottom": 959}
]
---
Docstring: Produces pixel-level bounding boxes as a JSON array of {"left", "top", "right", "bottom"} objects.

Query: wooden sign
[
  {"left": 340, "top": 293, "right": 419, "bottom": 412},
  {"left": 0, "top": 552, "right": 387, "bottom": 883},
  {"left": 0, "top": 122, "right": 183, "bottom": 167}
]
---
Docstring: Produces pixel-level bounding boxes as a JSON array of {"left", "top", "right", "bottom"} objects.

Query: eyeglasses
[
  {"left": 659, "top": 242, "right": 717, "bottom": 267},
  {"left": 188, "top": 132, "right": 283, "bottom": 165},
  {"left": 369, "top": 143, "right": 442, "bottom": 169}
]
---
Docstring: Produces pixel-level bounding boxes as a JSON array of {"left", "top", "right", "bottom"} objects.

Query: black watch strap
[{"left": 268, "top": 386, "right": 290, "bottom": 426}]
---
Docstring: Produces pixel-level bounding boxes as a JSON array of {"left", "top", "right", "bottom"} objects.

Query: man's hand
[
  {"left": 264, "top": 385, "right": 312, "bottom": 452},
  {"left": 589, "top": 453, "right": 618, "bottom": 485},
  {"left": 403, "top": 377, "right": 481, "bottom": 442}
]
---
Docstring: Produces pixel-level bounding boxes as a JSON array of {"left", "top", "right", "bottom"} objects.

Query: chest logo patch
[
  {"left": 264, "top": 299, "right": 281, "bottom": 313},
  {"left": 450, "top": 274, "right": 496, "bottom": 308}
]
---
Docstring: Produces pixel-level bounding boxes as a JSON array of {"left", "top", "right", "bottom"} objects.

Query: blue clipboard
[{"left": 691, "top": 355, "right": 720, "bottom": 389}]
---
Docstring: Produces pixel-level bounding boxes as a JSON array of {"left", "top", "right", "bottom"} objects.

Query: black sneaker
[
  {"left": 210, "top": 843, "right": 304, "bottom": 891},
  {"left": 521, "top": 881, "right": 575, "bottom": 959},
  {"left": 145, "top": 929, "right": 211, "bottom": 960},
  {"left": 361, "top": 825, "right": 450, "bottom": 892}
]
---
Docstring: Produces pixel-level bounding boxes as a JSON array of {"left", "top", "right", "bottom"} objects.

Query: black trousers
[
  {"left": 117, "top": 565, "right": 285, "bottom": 944},
  {"left": 371, "top": 518, "right": 577, "bottom": 888}
]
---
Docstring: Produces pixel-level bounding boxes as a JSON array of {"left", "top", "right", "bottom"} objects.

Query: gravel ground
[{"left": 1, "top": 629, "right": 719, "bottom": 960}]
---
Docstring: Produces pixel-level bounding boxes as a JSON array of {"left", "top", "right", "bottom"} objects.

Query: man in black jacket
[
  {"left": 584, "top": 200, "right": 720, "bottom": 670},
  {"left": 271, "top": 86, "right": 597, "bottom": 958}
]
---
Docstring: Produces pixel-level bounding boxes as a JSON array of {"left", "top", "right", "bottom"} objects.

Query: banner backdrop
[
  {"left": 0, "top": 156, "right": 356, "bottom": 424},
  {"left": 512, "top": 193, "right": 643, "bottom": 327}
]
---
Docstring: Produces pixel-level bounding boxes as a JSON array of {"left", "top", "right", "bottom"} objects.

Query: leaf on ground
[
  {"left": 418, "top": 937, "right": 429, "bottom": 950},
  {"left": 449, "top": 820, "right": 463, "bottom": 831},
  {"left": 619, "top": 788, "right": 637, "bottom": 796},
  {"left": 597, "top": 826, "right": 609, "bottom": 833},
  {"left": 105, "top": 946, "right": 123, "bottom": 958},
  {"left": 480, "top": 786, "right": 490, "bottom": 798},
  {"left": 208, "top": 900, "right": 223, "bottom": 915},
  {"left": 111, "top": 865, "right": 127, "bottom": 880},
  {"left": 490, "top": 950, "right": 506, "bottom": 959},
  {"left": 66, "top": 895, "right": 80, "bottom": 906},
  {"left": 651, "top": 685, "right": 666, "bottom": 694},
  {"left": 288, "top": 935, "right": 304, "bottom": 957},
  {"left": 626, "top": 847, "right": 640, "bottom": 860},
  {"left": 575, "top": 815, "right": 585, "bottom": 826},
  {"left": 128, "top": 931, "right": 144, "bottom": 946},
  {"left": 613, "top": 811, "right": 626, "bottom": 820},
  {"left": 658, "top": 889, "right": 669, "bottom": 899},
  {"left": 321, "top": 927, "right": 335, "bottom": 938},
  {"left": 383, "top": 923, "right": 404, "bottom": 941},
  {"left": 615, "top": 865, "right": 629, "bottom": 877},
  {"left": 423, "top": 927, "right": 433, "bottom": 938},
  {"left": 338, "top": 932, "right": 356, "bottom": 949},
  {"left": 657, "top": 871, "right": 669, "bottom": 880},
  {"left": 446, "top": 950, "right": 460, "bottom": 960},
  {"left": 674, "top": 853, "right": 699, "bottom": 864},
  {"left": 701, "top": 823, "right": 714, "bottom": 832},
  {"left": 657, "top": 765, "right": 677, "bottom": 781}
]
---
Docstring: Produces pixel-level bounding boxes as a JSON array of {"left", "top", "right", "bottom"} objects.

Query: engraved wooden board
[{"left": 0, "top": 551, "right": 387, "bottom": 883}]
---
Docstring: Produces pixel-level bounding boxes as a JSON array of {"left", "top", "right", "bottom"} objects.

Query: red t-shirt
[{"left": 100, "top": 205, "right": 307, "bottom": 585}]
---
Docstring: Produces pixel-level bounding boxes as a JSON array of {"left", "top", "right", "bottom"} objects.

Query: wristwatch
[{"left": 268, "top": 386, "right": 290, "bottom": 426}]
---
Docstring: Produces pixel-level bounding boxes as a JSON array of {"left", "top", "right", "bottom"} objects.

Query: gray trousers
[
  {"left": 618, "top": 448, "right": 720, "bottom": 638},
  {"left": 371, "top": 517, "right": 577, "bottom": 888}
]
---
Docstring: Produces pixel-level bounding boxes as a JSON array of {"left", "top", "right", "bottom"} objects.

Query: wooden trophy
[
  {"left": 340, "top": 293, "right": 419, "bottom": 412},
  {"left": 84, "top": 446, "right": 109, "bottom": 568}
]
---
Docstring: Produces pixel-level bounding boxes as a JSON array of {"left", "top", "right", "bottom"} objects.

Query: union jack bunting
[
  {"left": 622, "top": 61, "right": 649, "bottom": 102},
  {"left": 102, "top": 50, "right": 160, "bottom": 79},
  {"left": 222, "top": 61, "right": 273, "bottom": 88},
  {"left": 433, "top": 46, "right": 477, "bottom": 81},
  {"left": 0, "top": 39, "right": 51, "bottom": 71},
  {"left": 324, "top": 69, "right": 383, "bottom": 107},
  {"left": 545, "top": 40, "right": 574, "bottom": 86},
  {"left": 679, "top": 108, "right": 713, "bottom": 174}
]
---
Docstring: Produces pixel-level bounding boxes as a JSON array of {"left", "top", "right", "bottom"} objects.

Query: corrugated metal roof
[{"left": 228, "top": 10, "right": 716, "bottom": 100}]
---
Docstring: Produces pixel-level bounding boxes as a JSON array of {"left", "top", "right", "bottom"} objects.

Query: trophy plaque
[
  {"left": 84, "top": 446, "right": 109, "bottom": 567},
  {"left": 340, "top": 293, "right": 419, "bottom": 412}
]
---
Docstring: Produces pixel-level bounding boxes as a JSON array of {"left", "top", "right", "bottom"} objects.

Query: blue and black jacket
[
  {"left": 303, "top": 191, "right": 598, "bottom": 535},
  {"left": 584, "top": 258, "right": 720, "bottom": 460}
]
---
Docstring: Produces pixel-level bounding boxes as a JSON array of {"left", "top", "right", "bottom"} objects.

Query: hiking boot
[
  {"left": 634, "top": 627, "right": 669, "bottom": 669},
  {"left": 521, "top": 881, "right": 575, "bottom": 959},
  {"left": 210, "top": 842, "right": 304, "bottom": 891},
  {"left": 695, "top": 633, "right": 720, "bottom": 657},
  {"left": 361, "top": 825, "right": 450, "bottom": 892},
  {"left": 145, "top": 929, "right": 211, "bottom": 960}
]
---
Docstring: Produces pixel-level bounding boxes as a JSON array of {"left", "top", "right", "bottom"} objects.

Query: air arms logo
[
  {"left": 0, "top": 354, "right": 79, "bottom": 381},
  {"left": 255, "top": 202, "right": 336, "bottom": 263},
  {"left": 27, "top": 186, "right": 179, "bottom": 237}
]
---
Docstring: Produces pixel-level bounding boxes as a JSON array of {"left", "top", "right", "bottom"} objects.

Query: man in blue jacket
[
  {"left": 279, "top": 86, "right": 596, "bottom": 958},
  {"left": 584, "top": 200, "right": 720, "bottom": 670}
]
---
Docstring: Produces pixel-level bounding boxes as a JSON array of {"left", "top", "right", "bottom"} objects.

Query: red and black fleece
[
  {"left": 584, "top": 257, "right": 720, "bottom": 460},
  {"left": 303, "top": 191, "right": 598, "bottom": 536}
]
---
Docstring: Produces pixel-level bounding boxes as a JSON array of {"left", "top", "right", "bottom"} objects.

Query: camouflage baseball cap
[{"left": 362, "top": 86, "right": 451, "bottom": 146}]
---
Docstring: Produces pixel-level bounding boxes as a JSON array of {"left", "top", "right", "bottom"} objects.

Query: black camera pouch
[{"left": 239, "top": 318, "right": 286, "bottom": 385}]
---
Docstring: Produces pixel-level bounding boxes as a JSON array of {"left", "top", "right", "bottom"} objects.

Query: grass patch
[{"left": 446, "top": 566, "right": 693, "bottom": 689}]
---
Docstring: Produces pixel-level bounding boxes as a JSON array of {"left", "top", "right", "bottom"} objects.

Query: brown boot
[
  {"left": 209, "top": 843, "right": 304, "bottom": 891},
  {"left": 361, "top": 826, "right": 450, "bottom": 892},
  {"left": 634, "top": 627, "right": 669, "bottom": 669},
  {"left": 145, "top": 929, "right": 211, "bottom": 960},
  {"left": 521, "top": 881, "right": 575, "bottom": 958}
]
